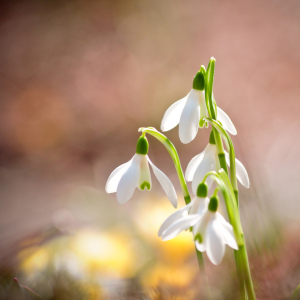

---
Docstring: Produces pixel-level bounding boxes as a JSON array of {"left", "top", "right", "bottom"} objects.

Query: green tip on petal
[
  {"left": 136, "top": 136, "right": 149, "bottom": 155},
  {"left": 209, "top": 130, "right": 216, "bottom": 144},
  {"left": 208, "top": 196, "right": 218, "bottom": 212},
  {"left": 193, "top": 71, "right": 205, "bottom": 91},
  {"left": 140, "top": 181, "right": 151, "bottom": 190},
  {"left": 197, "top": 182, "right": 208, "bottom": 198},
  {"left": 194, "top": 233, "right": 203, "bottom": 243}
]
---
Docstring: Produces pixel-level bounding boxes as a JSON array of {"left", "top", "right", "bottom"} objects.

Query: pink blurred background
[{"left": 0, "top": 0, "right": 300, "bottom": 298}]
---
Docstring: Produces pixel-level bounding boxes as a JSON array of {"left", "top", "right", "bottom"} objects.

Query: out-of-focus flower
[
  {"left": 105, "top": 136, "right": 177, "bottom": 207},
  {"left": 186, "top": 133, "right": 250, "bottom": 194},
  {"left": 159, "top": 193, "right": 238, "bottom": 265},
  {"left": 158, "top": 196, "right": 209, "bottom": 241}
]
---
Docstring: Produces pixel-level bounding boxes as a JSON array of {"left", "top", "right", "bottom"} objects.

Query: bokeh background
[{"left": 1, "top": 0, "right": 300, "bottom": 299}]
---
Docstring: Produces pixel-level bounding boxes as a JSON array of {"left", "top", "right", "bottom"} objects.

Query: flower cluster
[{"left": 106, "top": 59, "right": 252, "bottom": 270}]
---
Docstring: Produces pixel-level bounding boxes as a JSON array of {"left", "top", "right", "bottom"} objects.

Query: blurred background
[{"left": 0, "top": 0, "right": 300, "bottom": 299}]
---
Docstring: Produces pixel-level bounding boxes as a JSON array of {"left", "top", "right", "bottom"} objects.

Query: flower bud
[
  {"left": 208, "top": 195, "right": 218, "bottom": 212},
  {"left": 193, "top": 69, "right": 205, "bottom": 91},
  {"left": 136, "top": 136, "right": 149, "bottom": 155},
  {"left": 197, "top": 182, "right": 208, "bottom": 198}
]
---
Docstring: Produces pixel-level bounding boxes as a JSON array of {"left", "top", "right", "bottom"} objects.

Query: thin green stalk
[
  {"left": 196, "top": 246, "right": 211, "bottom": 299},
  {"left": 205, "top": 118, "right": 239, "bottom": 202},
  {"left": 219, "top": 171, "right": 256, "bottom": 300},
  {"left": 291, "top": 285, "right": 300, "bottom": 299}
]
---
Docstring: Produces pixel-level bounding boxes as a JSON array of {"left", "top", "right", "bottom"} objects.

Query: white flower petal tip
[
  {"left": 105, "top": 160, "right": 132, "bottom": 193},
  {"left": 148, "top": 158, "right": 177, "bottom": 208},
  {"left": 185, "top": 151, "right": 205, "bottom": 182},
  {"left": 158, "top": 203, "right": 192, "bottom": 237},
  {"left": 225, "top": 152, "right": 250, "bottom": 188},
  {"left": 235, "top": 158, "right": 250, "bottom": 188},
  {"left": 217, "top": 107, "right": 237, "bottom": 135},
  {"left": 116, "top": 155, "right": 141, "bottom": 204},
  {"left": 179, "top": 89, "right": 201, "bottom": 144},
  {"left": 161, "top": 96, "right": 187, "bottom": 132}
]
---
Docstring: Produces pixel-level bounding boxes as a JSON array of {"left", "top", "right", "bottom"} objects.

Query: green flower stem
[
  {"left": 204, "top": 118, "right": 239, "bottom": 203},
  {"left": 196, "top": 246, "right": 211, "bottom": 299},
  {"left": 204, "top": 170, "right": 256, "bottom": 299},
  {"left": 138, "top": 127, "right": 211, "bottom": 296},
  {"left": 218, "top": 170, "right": 256, "bottom": 300},
  {"left": 204, "top": 58, "right": 239, "bottom": 201}
]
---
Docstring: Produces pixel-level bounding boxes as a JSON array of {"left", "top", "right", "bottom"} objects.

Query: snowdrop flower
[
  {"left": 105, "top": 136, "right": 177, "bottom": 207},
  {"left": 159, "top": 183, "right": 209, "bottom": 241},
  {"left": 193, "top": 195, "right": 238, "bottom": 265},
  {"left": 186, "top": 132, "right": 250, "bottom": 195},
  {"left": 161, "top": 71, "right": 237, "bottom": 144}
]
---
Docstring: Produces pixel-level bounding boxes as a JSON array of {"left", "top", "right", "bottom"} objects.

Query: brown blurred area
[{"left": 0, "top": 0, "right": 300, "bottom": 299}]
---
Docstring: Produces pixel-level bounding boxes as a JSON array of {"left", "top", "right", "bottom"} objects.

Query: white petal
[
  {"left": 217, "top": 107, "right": 237, "bottom": 135},
  {"left": 189, "top": 197, "right": 209, "bottom": 215},
  {"left": 192, "top": 144, "right": 216, "bottom": 194},
  {"left": 206, "top": 217, "right": 225, "bottom": 265},
  {"left": 161, "top": 215, "right": 200, "bottom": 241},
  {"left": 116, "top": 154, "right": 141, "bottom": 204},
  {"left": 185, "top": 151, "right": 205, "bottom": 182},
  {"left": 179, "top": 89, "right": 201, "bottom": 144},
  {"left": 225, "top": 152, "right": 250, "bottom": 188},
  {"left": 161, "top": 96, "right": 188, "bottom": 132},
  {"left": 105, "top": 159, "right": 132, "bottom": 193},
  {"left": 148, "top": 158, "right": 177, "bottom": 208},
  {"left": 216, "top": 213, "right": 238, "bottom": 250},
  {"left": 195, "top": 240, "right": 206, "bottom": 252},
  {"left": 138, "top": 155, "right": 152, "bottom": 191},
  {"left": 158, "top": 202, "right": 192, "bottom": 237},
  {"left": 193, "top": 210, "right": 211, "bottom": 252}
]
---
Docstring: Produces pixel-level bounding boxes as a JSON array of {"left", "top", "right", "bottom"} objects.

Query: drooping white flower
[
  {"left": 160, "top": 71, "right": 237, "bottom": 144},
  {"left": 186, "top": 132, "right": 250, "bottom": 194},
  {"left": 159, "top": 196, "right": 209, "bottom": 241},
  {"left": 159, "top": 182, "right": 209, "bottom": 240},
  {"left": 105, "top": 136, "right": 177, "bottom": 207},
  {"left": 159, "top": 192, "right": 238, "bottom": 265},
  {"left": 193, "top": 196, "right": 238, "bottom": 265}
]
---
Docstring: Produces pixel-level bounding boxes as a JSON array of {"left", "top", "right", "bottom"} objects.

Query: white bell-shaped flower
[
  {"left": 159, "top": 196, "right": 209, "bottom": 241},
  {"left": 186, "top": 132, "right": 250, "bottom": 195},
  {"left": 193, "top": 196, "right": 238, "bottom": 265},
  {"left": 161, "top": 71, "right": 237, "bottom": 144},
  {"left": 159, "top": 183, "right": 209, "bottom": 240},
  {"left": 105, "top": 136, "right": 177, "bottom": 207}
]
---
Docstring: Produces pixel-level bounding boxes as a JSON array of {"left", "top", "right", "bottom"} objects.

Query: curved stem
[{"left": 139, "top": 127, "right": 191, "bottom": 204}]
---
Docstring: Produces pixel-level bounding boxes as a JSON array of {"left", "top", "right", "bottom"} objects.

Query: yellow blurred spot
[
  {"left": 158, "top": 231, "right": 195, "bottom": 264},
  {"left": 72, "top": 229, "right": 136, "bottom": 278},
  {"left": 141, "top": 263, "right": 196, "bottom": 288},
  {"left": 19, "top": 247, "right": 49, "bottom": 275},
  {"left": 135, "top": 196, "right": 195, "bottom": 263}
]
